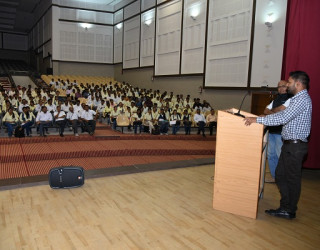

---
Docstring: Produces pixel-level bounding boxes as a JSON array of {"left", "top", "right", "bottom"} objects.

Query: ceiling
[
  {"left": 0, "top": 0, "right": 41, "bottom": 33},
  {"left": 0, "top": 0, "right": 128, "bottom": 33}
]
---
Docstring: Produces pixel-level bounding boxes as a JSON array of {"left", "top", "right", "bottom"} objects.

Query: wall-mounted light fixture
[
  {"left": 80, "top": 23, "right": 92, "bottom": 30},
  {"left": 189, "top": 3, "right": 201, "bottom": 21},
  {"left": 265, "top": 12, "right": 274, "bottom": 29},
  {"left": 116, "top": 23, "right": 123, "bottom": 30},
  {"left": 265, "top": 21, "right": 272, "bottom": 28},
  {"left": 143, "top": 10, "right": 154, "bottom": 27},
  {"left": 144, "top": 19, "right": 152, "bottom": 26}
]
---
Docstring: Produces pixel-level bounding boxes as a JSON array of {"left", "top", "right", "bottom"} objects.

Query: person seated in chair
[
  {"left": 157, "top": 108, "right": 169, "bottom": 135},
  {"left": 124, "top": 106, "right": 132, "bottom": 131},
  {"left": 54, "top": 106, "right": 66, "bottom": 137},
  {"left": 46, "top": 99, "right": 56, "bottom": 114},
  {"left": 103, "top": 101, "right": 112, "bottom": 125},
  {"left": 19, "top": 106, "right": 35, "bottom": 137},
  {"left": 170, "top": 109, "right": 181, "bottom": 135},
  {"left": 2, "top": 107, "right": 19, "bottom": 137},
  {"left": 182, "top": 109, "right": 192, "bottom": 135},
  {"left": 132, "top": 108, "right": 143, "bottom": 134},
  {"left": 194, "top": 109, "right": 206, "bottom": 137},
  {"left": 80, "top": 105, "right": 97, "bottom": 135},
  {"left": 143, "top": 108, "right": 155, "bottom": 134},
  {"left": 206, "top": 109, "right": 217, "bottom": 136},
  {"left": 36, "top": 106, "right": 53, "bottom": 137},
  {"left": 110, "top": 106, "right": 120, "bottom": 130},
  {"left": 66, "top": 106, "right": 79, "bottom": 136}
]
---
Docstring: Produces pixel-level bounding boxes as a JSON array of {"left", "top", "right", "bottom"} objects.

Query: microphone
[{"left": 234, "top": 91, "right": 251, "bottom": 118}]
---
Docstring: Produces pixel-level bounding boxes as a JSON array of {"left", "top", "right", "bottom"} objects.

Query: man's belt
[{"left": 283, "top": 139, "right": 307, "bottom": 144}]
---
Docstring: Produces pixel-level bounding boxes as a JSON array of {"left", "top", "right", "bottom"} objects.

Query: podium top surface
[{"left": 221, "top": 108, "right": 258, "bottom": 118}]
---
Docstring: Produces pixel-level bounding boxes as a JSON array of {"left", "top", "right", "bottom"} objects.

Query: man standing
[
  {"left": 244, "top": 71, "right": 312, "bottom": 219},
  {"left": 264, "top": 80, "right": 291, "bottom": 183}
]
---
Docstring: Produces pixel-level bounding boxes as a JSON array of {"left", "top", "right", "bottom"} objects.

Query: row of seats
[{"left": 0, "top": 60, "right": 30, "bottom": 75}]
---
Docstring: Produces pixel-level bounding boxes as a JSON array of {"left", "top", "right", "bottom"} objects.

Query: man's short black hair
[{"left": 289, "top": 71, "right": 310, "bottom": 90}]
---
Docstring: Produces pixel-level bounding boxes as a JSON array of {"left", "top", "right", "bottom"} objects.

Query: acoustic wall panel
[
  {"left": 60, "top": 8, "right": 113, "bottom": 25},
  {"left": 155, "top": 0, "right": 182, "bottom": 75},
  {"left": 157, "top": 0, "right": 168, "bottom": 4},
  {"left": 204, "top": 0, "right": 253, "bottom": 87},
  {"left": 141, "top": 0, "right": 156, "bottom": 12},
  {"left": 114, "top": 24, "right": 123, "bottom": 63},
  {"left": 55, "top": 0, "right": 113, "bottom": 11},
  {"left": 123, "top": 16, "right": 140, "bottom": 68},
  {"left": 43, "top": 41, "right": 53, "bottom": 58},
  {"left": 181, "top": 0, "right": 207, "bottom": 74},
  {"left": 43, "top": 9, "right": 52, "bottom": 42},
  {"left": 140, "top": 9, "right": 155, "bottom": 67},
  {"left": 33, "top": 26, "right": 38, "bottom": 50},
  {"left": 114, "top": 9, "right": 123, "bottom": 24},
  {"left": 124, "top": 0, "right": 140, "bottom": 20},
  {"left": 53, "top": 20, "right": 113, "bottom": 63},
  {"left": 250, "top": 0, "right": 287, "bottom": 87}
]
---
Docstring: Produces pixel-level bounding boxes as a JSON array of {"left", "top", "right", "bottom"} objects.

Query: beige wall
[
  {"left": 53, "top": 61, "right": 114, "bottom": 77},
  {"left": 114, "top": 65, "right": 252, "bottom": 112}
]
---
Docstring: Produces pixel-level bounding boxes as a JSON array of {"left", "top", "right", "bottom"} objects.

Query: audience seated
[
  {"left": 170, "top": 110, "right": 181, "bottom": 135},
  {"left": 54, "top": 106, "right": 66, "bottom": 137},
  {"left": 206, "top": 109, "right": 217, "bottom": 136},
  {"left": 194, "top": 109, "right": 206, "bottom": 137},
  {"left": 157, "top": 108, "right": 169, "bottom": 135},
  {"left": 2, "top": 107, "right": 19, "bottom": 137},
  {"left": 80, "top": 105, "right": 97, "bottom": 136},
  {"left": 182, "top": 110, "right": 192, "bottom": 135},
  {"left": 20, "top": 106, "right": 35, "bottom": 137},
  {"left": 36, "top": 106, "right": 53, "bottom": 137},
  {"left": 66, "top": 106, "right": 79, "bottom": 136},
  {"left": 143, "top": 108, "right": 155, "bottom": 134},
  {"left": 132, "top": 109, "right": 143, "bottom": 134},
  {"left": 0, "top": 74, "right": 216, "bottom": 137}
]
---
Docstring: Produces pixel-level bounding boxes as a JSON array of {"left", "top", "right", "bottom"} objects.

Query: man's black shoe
[{"left": 265, "top": 208, "right": 296, "bottom": 219}]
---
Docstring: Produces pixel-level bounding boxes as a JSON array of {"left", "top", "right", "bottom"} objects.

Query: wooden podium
[{"left": 213, "top": 108, "right": 267, "bottom": 219}]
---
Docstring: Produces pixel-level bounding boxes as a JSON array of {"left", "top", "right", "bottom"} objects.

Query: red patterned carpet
[{"left": 0, "top": 128, "right": 216, "bottom": 183}]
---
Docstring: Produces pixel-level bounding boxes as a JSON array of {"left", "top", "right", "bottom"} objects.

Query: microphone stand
[{"left": 234, "top": 91, "right": 251, "bottom": 118}]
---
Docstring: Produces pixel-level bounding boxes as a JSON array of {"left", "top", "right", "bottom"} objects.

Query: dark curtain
[{"left": 282, "top": 0, "right": 320, "bottom": 169}]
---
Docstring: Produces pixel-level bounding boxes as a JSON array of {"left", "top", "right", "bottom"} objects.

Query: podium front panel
[{"left": 213, "top": 110, "right": 264, "bottom": 219}]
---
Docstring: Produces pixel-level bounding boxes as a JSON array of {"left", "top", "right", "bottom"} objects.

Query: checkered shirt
[{"left": 257, "top": 89, "right": 312, "bottom": 141}]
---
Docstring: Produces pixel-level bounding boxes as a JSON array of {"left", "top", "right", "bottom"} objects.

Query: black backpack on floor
[{"left": 14, "top": 126, "right": 25, "bottom": 138}]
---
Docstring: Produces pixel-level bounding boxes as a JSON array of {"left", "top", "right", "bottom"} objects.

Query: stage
[{"left": 0, "top": 126, "right": 215, "bottom": 187}]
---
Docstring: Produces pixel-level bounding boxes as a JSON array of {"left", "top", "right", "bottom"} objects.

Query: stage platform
[{"left": 0, "top": 125, "right": 215, "bottom": 187}]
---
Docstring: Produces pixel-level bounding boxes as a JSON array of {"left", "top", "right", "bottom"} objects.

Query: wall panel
[
  {"left": 181, "top": 0, "right": 207, "bottom": 74},
  {"left": 141, "top": 0, "right": 156, "bottom": 12},
  {"left": 250, "top": 0, "right": 287, "bottom": 87},
  {"left": 204, "top": 0, "right": 253, "bottom": 87},
  {"left": 155, "top": 0, "right": 182, "bottom": 75},
  {"left": 114, "top": 24, "right": 123, "bottom": 63},
  {"left": 123, "top": 16, "right": 140, "bottom": 68},
  {"left": 60, "top": 8, "right": 113, "bottom": 25},
  {"left": 114, "top": 9, "right": 123, "bottom": 24},
  {"left": 140, "top": 9, "right": 155, "bottom": 67},
  {"left": 124, "top": 0, "right": 141, "bottom": 19}
]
